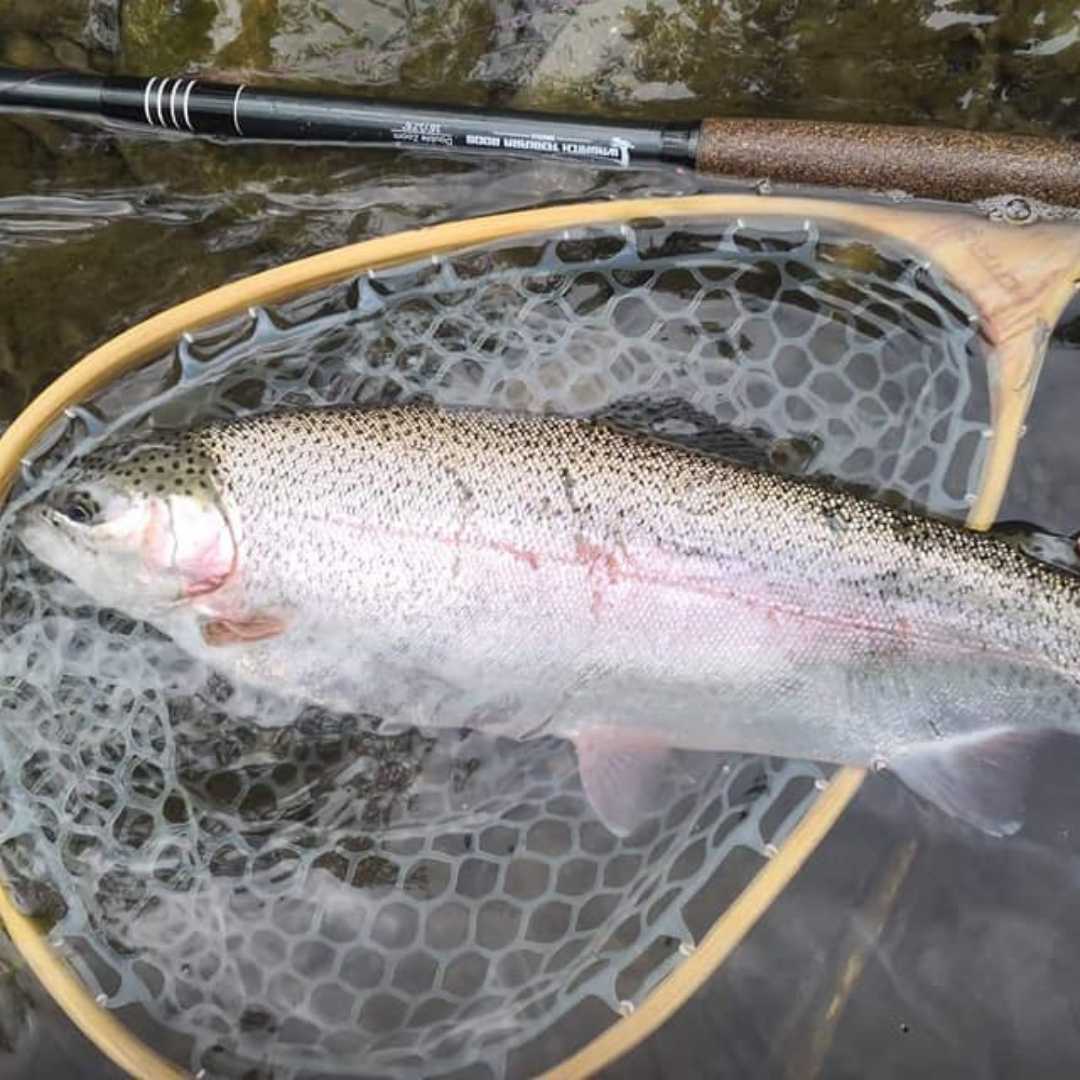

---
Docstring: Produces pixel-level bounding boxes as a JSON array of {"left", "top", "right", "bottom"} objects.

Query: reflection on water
[
  {"left": 4, "top": 2, "right": 1080, "bottom": 1078},
  {"left": 616, "top": 745, "right": 1080, "bottom": 1080}
]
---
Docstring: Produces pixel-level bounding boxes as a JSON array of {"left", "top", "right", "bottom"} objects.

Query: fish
[{"left": 13, "top": 404, "right": 1080, "bottom": 837}]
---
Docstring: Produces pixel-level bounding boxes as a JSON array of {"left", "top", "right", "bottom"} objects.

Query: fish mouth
[
  {"left": 12, "top": 505, "right": 55, "bottom": 554},
  {"left": 20, "top": 502, "right": 71, "bottom": 535},
  {"left": 11, "top": 503, "right": 154, "bottom": 616},
  {"left": 12, "top": 503, "right": 95, "bottom": 571}
]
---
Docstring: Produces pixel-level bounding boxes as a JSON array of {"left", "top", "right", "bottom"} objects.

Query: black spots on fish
[
  {"left": 862, "top": 567, "right": 913, "bottom": 607},
  {"left": 823, "top": 502, "right": 855, "bottom": 535},
  {"left": 674, "top": 485, "right": 718, "bottom": 519},
  {"left": 451, "top": 474, "right": 475, "bottom": 506},
  {"left": 71, "top": 432, "right": 224, "bottom": 506},
  {"left": 535, "top": 494, "right": 563, "bottom": 520},
  {"left": 560, "top": 466, "right": 584, "bottom": 516},
  {"left": 881, "top": 509, "right": 944, "bottom": 547}
]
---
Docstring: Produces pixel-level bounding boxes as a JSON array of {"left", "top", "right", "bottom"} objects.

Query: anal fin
[
  {"left": 574, "top": 726, "right": 669, "bottom": 838},
  {"left": 890, "top": 729, "right": 1044, "bottom": 837}
]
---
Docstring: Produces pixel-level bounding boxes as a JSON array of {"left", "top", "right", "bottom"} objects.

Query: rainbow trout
[{"left": 15, "top": 405, "right": 1080, "bottom": 835}]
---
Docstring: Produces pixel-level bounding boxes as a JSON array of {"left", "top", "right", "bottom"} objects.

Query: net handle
[{"left": 1, "top": 192, "right": 1076, "bottom": 1079}]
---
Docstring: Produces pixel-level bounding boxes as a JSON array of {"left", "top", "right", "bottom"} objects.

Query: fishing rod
[{"left": 2, "top": 64, "right": 1080, "bottom": 207}]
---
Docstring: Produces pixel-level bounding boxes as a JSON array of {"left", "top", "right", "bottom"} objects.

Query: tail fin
[{"left": 890, "top": 729, "right": 1042, "bottom": 837}]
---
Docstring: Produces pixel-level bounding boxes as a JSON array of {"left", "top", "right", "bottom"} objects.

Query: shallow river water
[{"left": 4, "top": 3, "right": 1080, "bottom": 1079}]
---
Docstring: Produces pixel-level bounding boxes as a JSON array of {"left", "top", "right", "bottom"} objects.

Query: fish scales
[
  {"left": 191, "top": 407, "right": 1080, "bottom": 745},
  {"left": 17, "top": 405, "right": 1080, "bottom": 835}
]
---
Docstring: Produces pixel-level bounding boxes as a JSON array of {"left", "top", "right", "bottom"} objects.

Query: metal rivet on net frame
[{"left": 1002, "top": 197, "right": 1034, "bottom": 225}]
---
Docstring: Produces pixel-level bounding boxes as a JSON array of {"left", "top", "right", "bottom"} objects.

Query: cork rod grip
[{"left": 697, "top": 118, "right": 1080, "bottom": 206}]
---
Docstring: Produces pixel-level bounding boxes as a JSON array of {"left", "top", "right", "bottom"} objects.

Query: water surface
[{"left": 3, "top": 3, "right": 1080, "bottom": 1078}]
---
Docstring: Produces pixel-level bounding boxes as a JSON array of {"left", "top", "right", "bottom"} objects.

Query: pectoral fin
[
  {"left": 889, "top": 729, "right": 1043, "bottom": 837},
  {"left": 200, "top": 614, "right": 286, "bottom": 646},
  {"left": 574, "top": 727, "right": 669, "bottom": 837}
]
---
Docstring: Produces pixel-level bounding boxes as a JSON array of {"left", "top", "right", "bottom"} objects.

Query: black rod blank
[
  {"left": 4, "top": 65, "right": 1080, "bottom": 207},
  {"left": 0, "top": 66, "right": 697, "bottom": 169}
]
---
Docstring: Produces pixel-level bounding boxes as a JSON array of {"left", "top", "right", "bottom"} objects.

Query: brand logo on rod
[{"left": 460, "top": 131, "right": 634, "bottom": 166}]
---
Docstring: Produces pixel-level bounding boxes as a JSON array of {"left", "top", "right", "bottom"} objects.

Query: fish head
[{"left": 14, "top": 433, "right": 236, "bottom": 618}]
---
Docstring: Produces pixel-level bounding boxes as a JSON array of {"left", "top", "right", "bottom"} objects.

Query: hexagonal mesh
[{"left": 0, "top": 215, "right": 988, "bottom": 1078}]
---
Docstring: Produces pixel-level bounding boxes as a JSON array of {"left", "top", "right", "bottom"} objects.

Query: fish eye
[{"left": 56, "top": 491, "right": 100, "bottom": 526}]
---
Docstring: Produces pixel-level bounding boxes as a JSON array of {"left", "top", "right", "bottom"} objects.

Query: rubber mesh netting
[{"left": 0, "top": 216, "right": 988, "bottom": 1078}]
